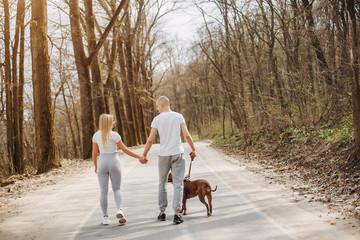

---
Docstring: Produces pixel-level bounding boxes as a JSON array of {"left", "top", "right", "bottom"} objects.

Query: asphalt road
[{"left": 0, "top": 142, "right": 359, "bottom": 240}]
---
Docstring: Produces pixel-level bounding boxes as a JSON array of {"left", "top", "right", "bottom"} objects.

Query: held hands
[{"left": 139, "top": 155, "right": 148, "bottom": 164}]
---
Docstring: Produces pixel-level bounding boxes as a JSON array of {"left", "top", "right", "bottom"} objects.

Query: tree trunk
[
  {"left": 124, "top": 6, "right": 141, "bottom": 145},
  {"left": 84, "top": 0, "right": 106, "bottom": 126},
  {"left": 222, "top": 0, "right": 247, "bottom": 134},
  {"left": 242, "top": 17, "right": 267, "bottom": 125},
  {"left": 138, "top": 103, "right": 147, "bottom": 143},
  {"left": 258, "top": 0, "right": 287, "bottom": 119},
  {"left": 4, "top": 0, "right": 14, "bottom": 173},
  {"left": 18, "top": 1, "right": 25, "bottom": 172},
  {"left": 0, "top": 58, "right": 5, "bottom": 118},
  {"left": 134, "top": 11, "right": 147, "bottom": 143},
  {"left": 346, "top": 0, "right": 360, "bottom": 161},
  {"left": 302, "top": 0, "right": 332, "bottom": 87},
  {"left": 336, "top": 0, "right": 349, "bottom": 82},
  {"left": 118, "top": 37, "right": 137, "bottom": 146},
  {"left": 67, "top": 81, "right": 82, "bottom": 156},
  {"left": 105, "top": 28, "right": 128, "bottom": 144},
  {"left": 103, "top": 40, "right": 111, "bottom": 114},
  {"left": 62, "top": 88, "right": 80, "bottom": 158},
  {"left": 30, "top": 0, "right": 60, "bottom": 173},
  {"left": 69, "top": 0, "right": 95, "bottom": 159},
  {"left": 114, "top": 78, "right": 131, "bottom": 145},
  {"left": 11, "top": 0, "right": 26, "bottom": 173}
]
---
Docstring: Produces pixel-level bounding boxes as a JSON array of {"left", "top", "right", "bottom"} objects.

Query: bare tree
[
  {"left": 30, "top": 0, "right": 60, "bottom": 173},
  {"left": 4, "top": 0, "right": 13, "bottom": 172},
  {"left": 124, "top": 1, "right": 141, "bottom": 144},
  {"left": 11, "top": 0, "right": 26, "bottom": 173},
  {"left": 68, "top": 0, "right": 95, "bottom": 159},
  {"left": 302, "top": 0, "right": 332, "bottom": 87},
  {"left": 84, "top": 0, "right": 106, "bottom": 125},
  {"left": 346, "top": 0, "right": 360, "bottom": 161},
  {"left": 69, "top": 0, "right": 130, "bottom": 157}
]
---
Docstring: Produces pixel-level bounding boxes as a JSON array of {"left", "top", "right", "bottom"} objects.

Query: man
[{"left": 142, "top": 96, "right": 196, "bottom": 224}]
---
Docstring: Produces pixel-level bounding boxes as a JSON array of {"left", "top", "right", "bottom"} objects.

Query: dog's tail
[{"left": 211, "top": 185, "right": 217, "bottom": 192}]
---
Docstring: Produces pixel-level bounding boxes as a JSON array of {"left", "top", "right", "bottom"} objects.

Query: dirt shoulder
[
  {"left": 212, "top": 136, "right": 360, "bottom": 222},
  {"left": 0, "top": 159, "right": 93, "bottom": 224}
]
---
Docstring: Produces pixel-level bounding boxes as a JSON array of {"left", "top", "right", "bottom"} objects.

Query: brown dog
[{"left": 168, "top": 172, "right": 217, "bottom": 217}]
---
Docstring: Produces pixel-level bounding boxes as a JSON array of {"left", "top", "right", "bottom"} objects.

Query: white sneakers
[
  {"left": 103, "top": 210, "right": 127, "bottom": 225},
  {"left": 116, "top": 209, "right": 127, "bottom": 224},
  {"left": 103, "top": 216, "right": 110, "bottom": 225}
]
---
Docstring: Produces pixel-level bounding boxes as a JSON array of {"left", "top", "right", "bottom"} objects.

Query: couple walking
[{"left": 92, "top": 96, "right": 196, "bottom": 225}]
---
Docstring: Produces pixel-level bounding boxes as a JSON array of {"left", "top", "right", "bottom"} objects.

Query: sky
[
  {"left": 47, "top": 0, "right": 206, "bottom": 48},
  {"left": 162, "top": 2, "right": 203, "bottom": 46}
]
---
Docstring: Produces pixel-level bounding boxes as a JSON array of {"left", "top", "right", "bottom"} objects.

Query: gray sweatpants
[
  {"left": 158, "top": 154, "right": 185, "bottom": 213},
  {"left": 97, "top": 153, "right": 122, "bottom": 216}
]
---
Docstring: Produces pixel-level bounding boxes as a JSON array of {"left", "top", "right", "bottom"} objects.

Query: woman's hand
[
  {"left": 117, "top": 140, "right": 148, "bottom": 164},
  {"left": 94, "top": 166, "right": 97, "bottom": 173},
  {"left": 139, "top": 156, "right": 148, "bottom": 164}
]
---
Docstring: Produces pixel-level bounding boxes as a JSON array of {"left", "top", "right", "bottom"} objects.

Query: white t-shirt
[
  {"left": 151, "top": 111, "right": 185, "bottom": 156},
  {"left": 92, "top": 130, "right": 122, "bottom": 154}
]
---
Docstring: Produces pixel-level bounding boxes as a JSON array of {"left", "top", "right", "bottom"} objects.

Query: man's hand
[
  {"left": 189, "top": 151, "right": 196, "bottom": 160},
  {"left": 139, "top": 155, "right": 148, "bottom": 164}
]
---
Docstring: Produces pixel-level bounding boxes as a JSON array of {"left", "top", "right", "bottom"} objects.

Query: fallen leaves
[
  {"left": 0, "top": 179, "right": 15, "bottom": 187},
  {"left": 213, "top": 137, "right": 360, "bottom": 220}
]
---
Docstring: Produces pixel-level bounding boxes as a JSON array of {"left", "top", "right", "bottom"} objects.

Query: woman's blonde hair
[{"left": 99, "top": 114, "right": 113, "bottom": 145}]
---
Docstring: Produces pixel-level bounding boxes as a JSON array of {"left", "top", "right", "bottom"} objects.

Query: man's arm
[
  {"left": 181, "top": 122, "right": 196, "bottom": 157},
  {"left": 142, "top": 128, "right": 157, "bottom": 158}
]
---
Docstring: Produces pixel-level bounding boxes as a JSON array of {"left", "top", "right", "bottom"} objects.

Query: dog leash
[{"left": 185, "top": 152, "right": 196, "bottom": 179}]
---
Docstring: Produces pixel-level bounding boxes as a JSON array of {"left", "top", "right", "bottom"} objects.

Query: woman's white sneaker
[
  {"left": 103, "top": 216, "right": 110, "bottom": 225},
  {"left": 116, "top": 209, "right": 127, "bottom": 224}
]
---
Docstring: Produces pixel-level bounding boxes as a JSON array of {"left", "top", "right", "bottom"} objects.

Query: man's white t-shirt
[
  {"left": 151, "top": 111, "right": 185, "bottom": 156},
  {"left": 92, "top": 130, "right": 122, "bottom": 154}
]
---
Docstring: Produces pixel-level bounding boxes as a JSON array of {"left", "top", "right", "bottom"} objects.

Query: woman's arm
[
  {"left": 117, "top": 141, "right": 147, "bottom": 163},
  {"left": 92, "top": 142, "right": 99, "bottom": 173}
]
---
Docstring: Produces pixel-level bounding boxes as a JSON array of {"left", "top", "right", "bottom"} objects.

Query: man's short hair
[{"left": 156, "top": 96, "right": 170, "bottom": 107}]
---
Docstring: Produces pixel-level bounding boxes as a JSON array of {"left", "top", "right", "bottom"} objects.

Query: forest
[{"left": 1, "top": 0, "right": 360, "bottom": 181}]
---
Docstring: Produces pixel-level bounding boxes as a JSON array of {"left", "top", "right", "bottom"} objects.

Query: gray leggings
[{"left": 97, "top": 153, "right": 122, "bottom": 216}]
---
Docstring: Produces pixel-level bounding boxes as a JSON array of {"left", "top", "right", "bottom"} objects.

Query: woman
[{"left": 92, "top": 114, "right": 147, "bottom": 225}]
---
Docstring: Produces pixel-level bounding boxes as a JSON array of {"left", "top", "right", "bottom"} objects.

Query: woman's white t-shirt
[
  {"left": 92, "top": 130, "right": 122, "bottom": 154},
  {"left": 151, "top": 111, "right": 185, "bottom": 156}
]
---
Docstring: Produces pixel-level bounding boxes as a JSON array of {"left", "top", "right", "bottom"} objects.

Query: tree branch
[{"left": 87, "top": 0, "right": 129, "bottom": 66}]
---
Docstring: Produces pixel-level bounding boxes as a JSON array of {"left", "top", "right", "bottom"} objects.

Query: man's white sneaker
[
  {"left": 103, "top": 216, "right": 110, "bottom": 225},
  {"left": 116, "top": 209, "right": 127, "bottom": 224}
]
